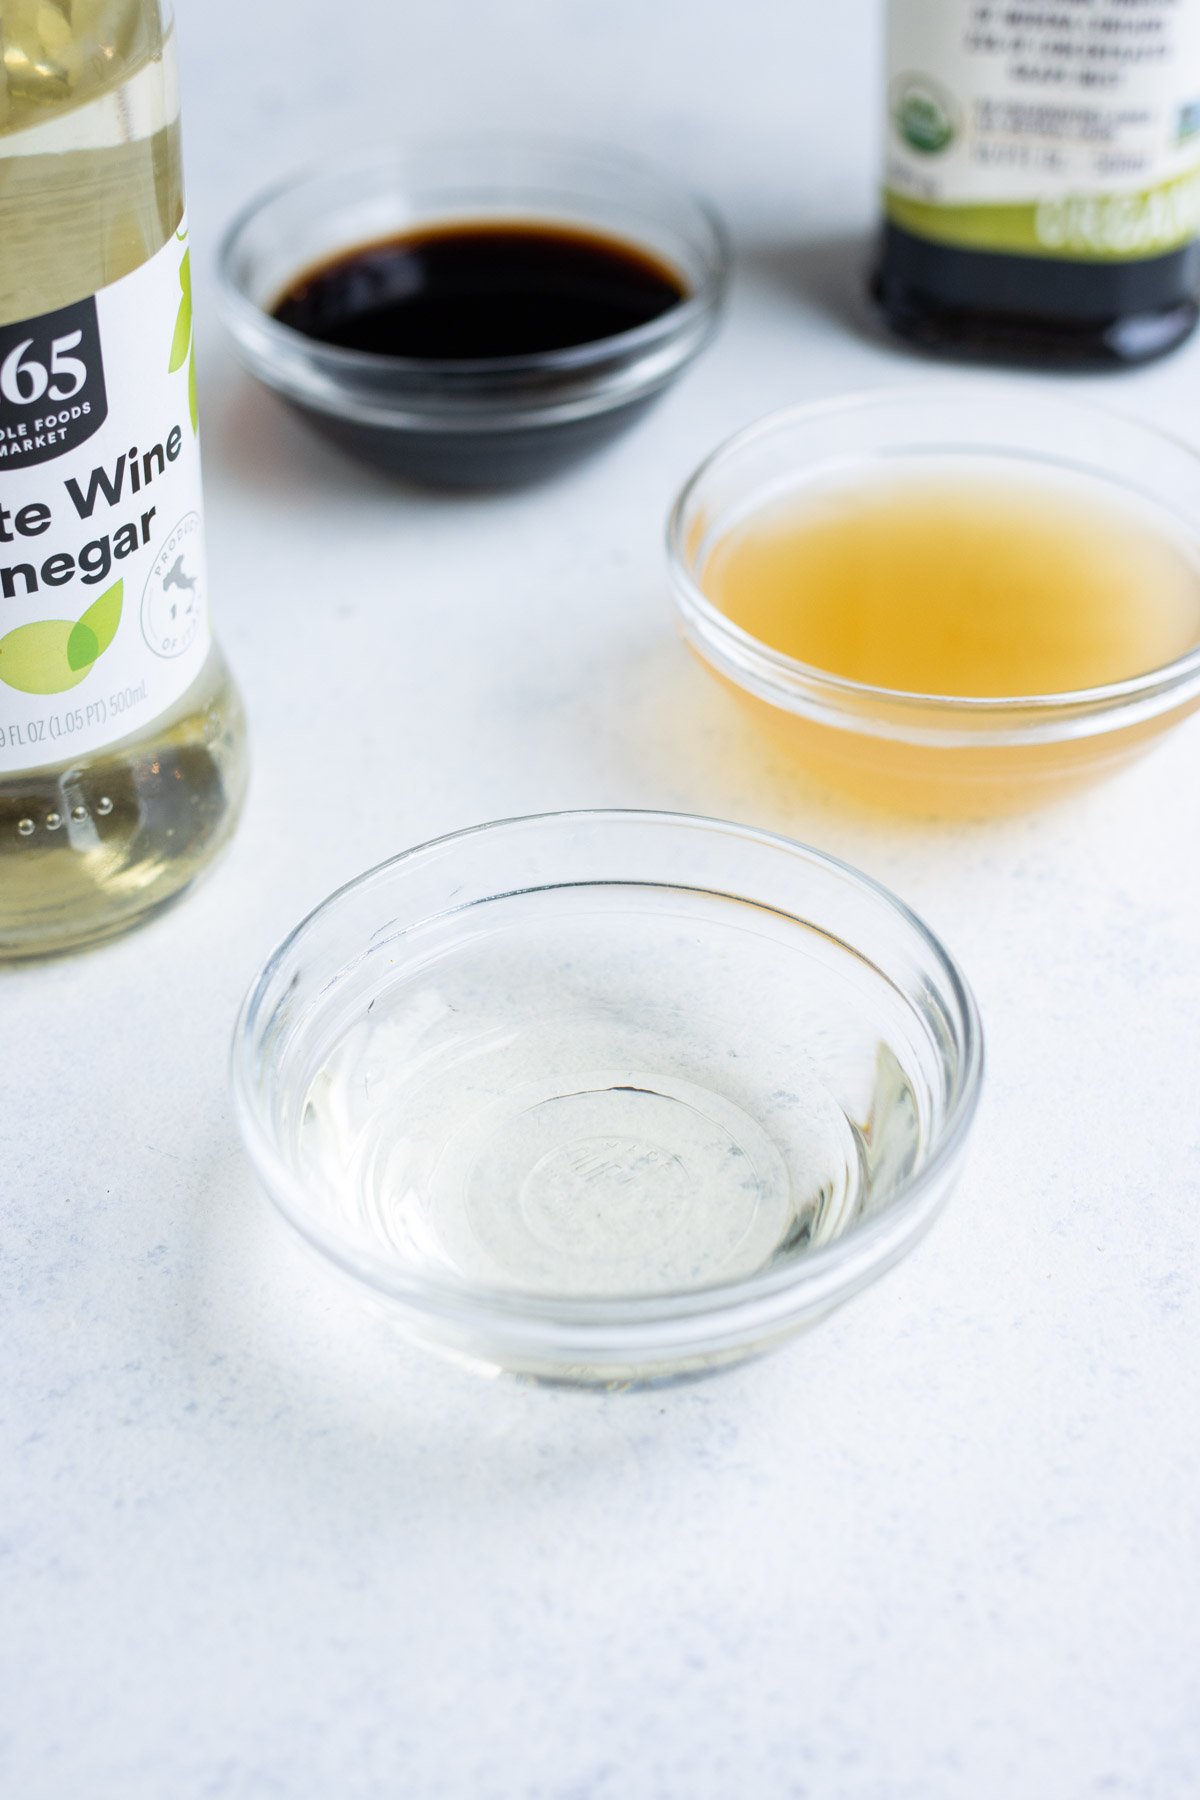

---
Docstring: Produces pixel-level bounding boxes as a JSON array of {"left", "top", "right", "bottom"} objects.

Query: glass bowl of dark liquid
[{"left": 218, "top": 138, "right": 730, "bottom": 488}]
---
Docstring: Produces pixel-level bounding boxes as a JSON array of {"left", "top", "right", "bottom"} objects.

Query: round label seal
[{"left": 141, "top": 510, "right": 205, "bottom": 661}]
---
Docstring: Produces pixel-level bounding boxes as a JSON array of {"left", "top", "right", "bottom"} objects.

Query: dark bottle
[{"left": 873, "top": 0, "right": 1200, "bottom": 367}]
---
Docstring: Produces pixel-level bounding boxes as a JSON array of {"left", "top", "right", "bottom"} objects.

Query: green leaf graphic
[
  {"left": 169, "top": 248, "right": 199, "bottom": 434},
  {"left": 168, "top": 289, "right": 192, "bottom": 373},
  {"left": 188, "top": 340, "right": 199, "bottom": 435},
  {"left": 77, "top": 580, "right": 123, "bottom": 657},
  {"left": 0, "top": 620, "right": 90, "bottom": 695},
  {"left": 67, "top": 621, "right": 100, "bottom": 672},
  {"left": 0, "top": 581, "right": 124, "bottom": 694}
]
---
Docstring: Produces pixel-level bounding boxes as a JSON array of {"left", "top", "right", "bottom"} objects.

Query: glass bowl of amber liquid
[{"left": 668, "top": 389, "right": 1200, "bottom": 815}]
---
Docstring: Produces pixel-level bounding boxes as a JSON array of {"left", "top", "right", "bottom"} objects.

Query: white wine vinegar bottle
[{"left": 0, "top": 0, "right": 247, "bottom": 957}]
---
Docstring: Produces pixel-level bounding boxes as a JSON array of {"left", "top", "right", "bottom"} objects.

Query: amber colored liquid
[
  {"left": 705, "top": 475, "right": 1200, "bottom": 697},
  {"left": 698, "top": 473, "right": 1200, "bottom": 814}
]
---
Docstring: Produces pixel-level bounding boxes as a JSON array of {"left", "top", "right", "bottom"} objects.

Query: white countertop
[{"left": 5, "top": 2, "right": 1199, "bottom": 1794}]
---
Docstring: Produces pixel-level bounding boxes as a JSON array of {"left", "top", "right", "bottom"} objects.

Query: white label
[
  {"left": 886, "top": 0, "right": 1200, "bottom": 256},
  {"left": 0, "top": 220, "right": 211, "bottom": 773}
]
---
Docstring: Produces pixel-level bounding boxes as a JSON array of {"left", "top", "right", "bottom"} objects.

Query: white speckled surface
[{"left": 4, "top": 2, "right": 1200, "bottom": 1794}]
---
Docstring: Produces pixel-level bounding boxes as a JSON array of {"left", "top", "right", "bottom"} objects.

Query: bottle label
[
  {"left": 885, "top": 0, "right": 1200, "bottom": 260},
  {"left": 0, "top": 219, "right": 211, "bottom": 773}
]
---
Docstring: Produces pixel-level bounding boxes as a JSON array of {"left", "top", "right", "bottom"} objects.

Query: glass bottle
[
  {"left": 0, "top": 0, "right": 247, "bottom": 957},
  {"left": 873, "top": 0, "right": 1200, "bottom": 366}
]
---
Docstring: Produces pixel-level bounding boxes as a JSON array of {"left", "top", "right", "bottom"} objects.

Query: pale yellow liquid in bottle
[
  {"left": 700, "top": 474, "right": 1200, "bottom": 811},
  {"left": 0, "top": 2, "right": 247, "bottom": 956}
]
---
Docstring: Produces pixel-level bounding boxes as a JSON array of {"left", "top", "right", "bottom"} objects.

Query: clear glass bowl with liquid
[
  {"left": 668, "top": 389, "right": 1200, "bottom": 816},
  {"left": 217, "top": 137, "right": 729, "bottom": 489},
  {"left": 231, "top": 811, "right": 983, "bottom": 1387}
]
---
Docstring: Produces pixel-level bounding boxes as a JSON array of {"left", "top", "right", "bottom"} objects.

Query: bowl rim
[
  {"left": 216, "top": 133, "right": 732, "bottom": 396},
  {"left": 667, "top": 387, "right": 1200, "bottom": 735},
  {"left": 229, "top": 808, "right": 985, "bottom": 1350}
]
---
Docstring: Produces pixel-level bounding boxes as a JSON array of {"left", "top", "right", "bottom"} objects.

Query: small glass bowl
[
  {"left": 230, "top": 810, "right": 983, "bottom": 1388},
  {"left": 217, "top": 137, "right": 729, "bottom": 489},
  {"left": 668, "top": 389, "right": 1200, "bottom": 815}
]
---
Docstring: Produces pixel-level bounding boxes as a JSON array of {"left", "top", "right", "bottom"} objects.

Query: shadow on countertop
[{"left": 735, "top": 227, "right": 887, "bottom": 349}]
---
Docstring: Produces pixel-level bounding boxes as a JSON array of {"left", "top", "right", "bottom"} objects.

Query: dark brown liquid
[
  {"left": 873, "top": 224, "right": 1200, "bottom": 367},
  {"left": 273, "top": 222, "right": 688, "bottom": 359}
]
